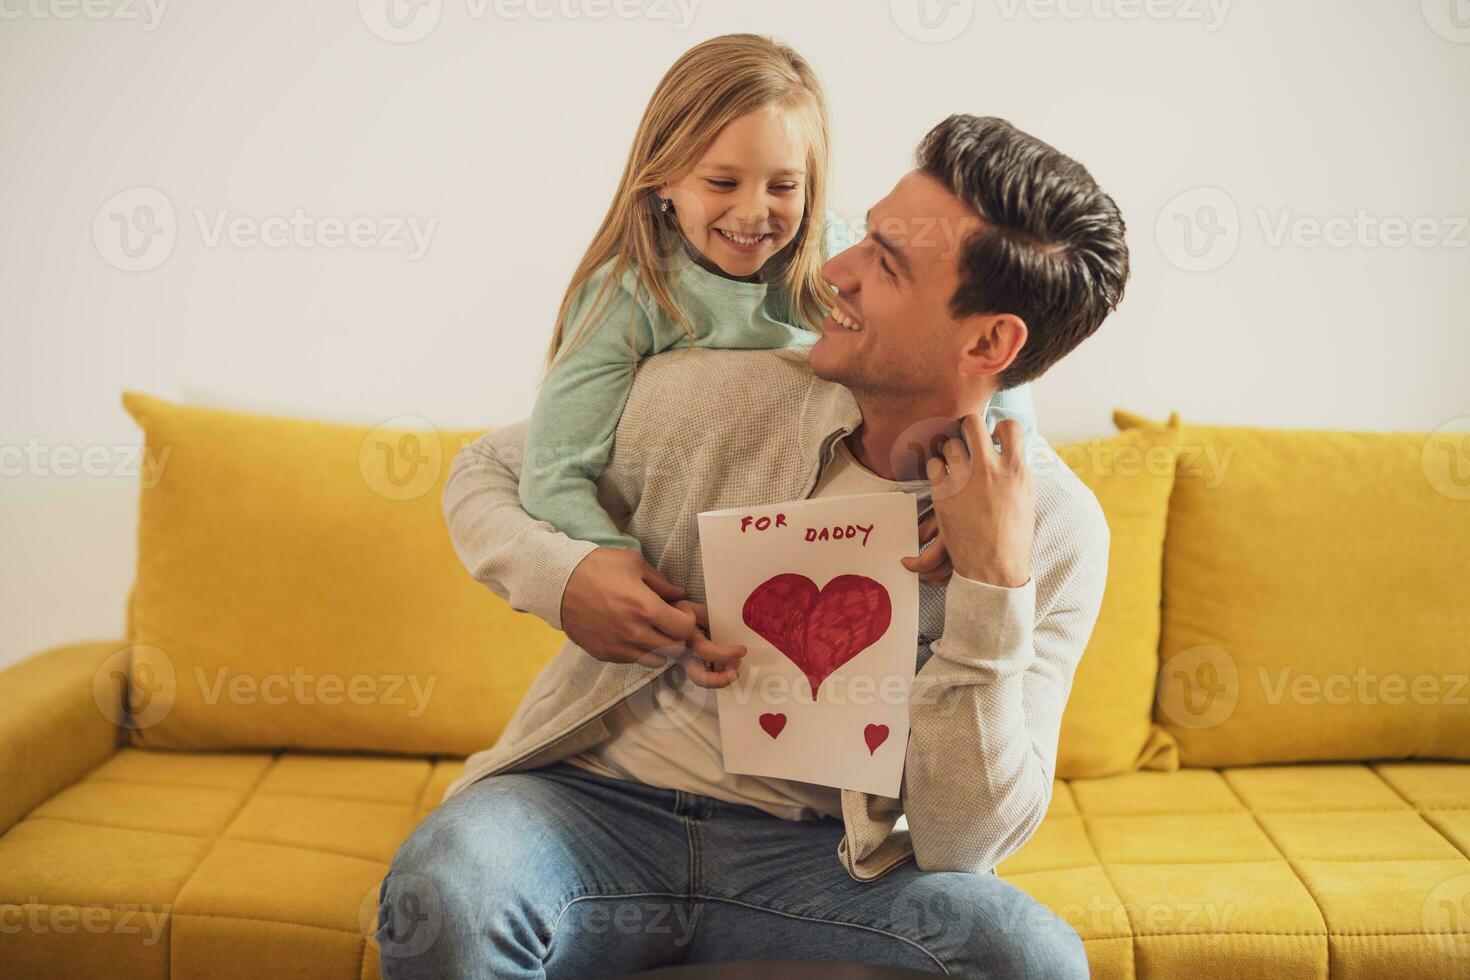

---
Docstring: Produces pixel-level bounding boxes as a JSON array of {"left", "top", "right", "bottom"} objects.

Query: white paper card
[{"left": 697, "top": 491, "right": 919, "bottom": 797}]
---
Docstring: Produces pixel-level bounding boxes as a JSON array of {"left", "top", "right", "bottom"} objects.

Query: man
[{"left": 380, "top": 115, "right": 1127, "bottom": 978}]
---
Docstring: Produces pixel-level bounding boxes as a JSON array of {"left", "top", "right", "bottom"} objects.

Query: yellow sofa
[{"left": 1, "top": 394, "right": 1467, "bottom": 979}]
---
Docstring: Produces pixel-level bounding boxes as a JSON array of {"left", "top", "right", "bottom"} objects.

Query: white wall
[{"left": 2, "top": 0, "right": 1467, "bottom": 668}]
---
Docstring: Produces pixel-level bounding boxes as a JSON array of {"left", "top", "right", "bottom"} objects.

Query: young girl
[{"left": 519, "top": 33, "right": 1038, "bottom": 554}]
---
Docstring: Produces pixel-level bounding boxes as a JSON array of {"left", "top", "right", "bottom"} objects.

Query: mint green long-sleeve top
[{"left": 519, "top": 212, "right": 1040, "bottom": 552}]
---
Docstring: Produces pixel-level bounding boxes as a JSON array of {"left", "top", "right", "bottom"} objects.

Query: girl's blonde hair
[{"left": 545, "top": 33, "right": 834, "bottom": 372}]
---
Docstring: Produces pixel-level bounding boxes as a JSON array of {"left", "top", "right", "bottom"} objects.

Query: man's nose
[{"left": 822, "top": 246, "right": 858, "bottom": 295}]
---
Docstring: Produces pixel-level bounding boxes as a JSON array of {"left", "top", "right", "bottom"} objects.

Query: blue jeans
[{"left": 378, "top": 760, "right": 1087, "bottom": 979}]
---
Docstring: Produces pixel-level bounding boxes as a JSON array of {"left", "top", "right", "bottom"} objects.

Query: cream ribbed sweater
[{"left": 440, "top": 345, "right": 1110, "bottom": 882}]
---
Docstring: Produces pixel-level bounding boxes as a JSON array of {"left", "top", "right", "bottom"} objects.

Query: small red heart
[
  {"left": 864, "top": 724, "right": 889, "bottom": 755},
  {"left": 759, "top": 713, "right": 787, "bottom": 739},
  {"left": 742, "top": 573, "right": 892, "bottom": 700}
]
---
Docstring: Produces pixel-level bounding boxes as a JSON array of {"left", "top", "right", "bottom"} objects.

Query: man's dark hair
[{"left": 915, "top": 114, "right": 1129, "bottom": 389}]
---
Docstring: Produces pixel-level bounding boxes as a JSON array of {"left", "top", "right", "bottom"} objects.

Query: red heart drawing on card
[
  {"left": 742, "top": 573, "right": 892, "bottom": 700},
  {"left": 864, "top": 724, "right": 889, "bottom": 755},
  {"left": 759, "top": 713, "right": 786, "bottom": 739}
]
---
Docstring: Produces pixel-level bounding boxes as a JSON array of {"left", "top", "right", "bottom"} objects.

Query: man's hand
[
  {"left": 901, "top": 514, "right": 955, "bottom": 585},
  {"left": 923, "top": 415, "right": 1036, "bottom": 588},
  {"left": 671, "top": 600, "right": 746, "bottom": 689},
  {"left": 560, "top": 548, "right": 745, "bottom": 687}
]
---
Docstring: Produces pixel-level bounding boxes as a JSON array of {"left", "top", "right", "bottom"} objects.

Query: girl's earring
[{"left": 658, "top": 198, "right": 674, "bottom": 214}]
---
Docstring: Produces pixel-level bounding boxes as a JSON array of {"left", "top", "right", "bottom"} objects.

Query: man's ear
[{"left": 958, "top": 313, "right": 1027, "bottom": 379}]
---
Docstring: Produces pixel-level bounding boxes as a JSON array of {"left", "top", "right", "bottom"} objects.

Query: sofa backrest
[
  {"left": 124, "top": 391, "right": 1463, "bottom": 772},
  {"left": 1135, "top": 414, "right": 1470, "bottom": 766},
  {"left": 121, "top": 391, "right": 565, "bottom": 756}
]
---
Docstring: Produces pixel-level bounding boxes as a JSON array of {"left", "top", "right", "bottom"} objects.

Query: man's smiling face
[{"left": 811, "top": 170, "right": 987, "bottom": 404}]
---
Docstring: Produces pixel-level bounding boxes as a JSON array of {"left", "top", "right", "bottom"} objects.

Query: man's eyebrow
[
  {"left": 864, "top": 209, "right": 913, "bottom": 278},
  {"left": 700, "top": 163, "right": 806, "bottom": 177}
]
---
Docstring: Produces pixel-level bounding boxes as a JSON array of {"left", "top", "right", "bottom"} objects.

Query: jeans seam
[
  {"left": 685, "top": 814, "right": 701, "bottom": 898},
  {"left": 544, "top": 890, "right": 950, "bottom": 975},
  {"left": 543, "top": 889, "right": 695, "bottom": 964}
]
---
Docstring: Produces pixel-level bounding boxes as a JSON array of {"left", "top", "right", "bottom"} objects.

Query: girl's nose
[{"left": 734, "top": 193, "right": 771, "bottom": 229}]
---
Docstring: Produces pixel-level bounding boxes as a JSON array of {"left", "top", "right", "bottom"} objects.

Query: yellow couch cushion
[
  {"left": 1051, "top": 415, "right": 1183, "bottom": 778},
  {"left": 1001, "top": 761, "right": 1470, "bottom": 978},
  {"left": 120, "top": 392, "right": 566, "bottom": 756},
  {"left": 0, "top": 747, "right": 468, "bottom": 980},
  {"left": 1046, "top": 417, "right": 1181, "bottom": 781},
  {"left": 3, "top": 749, "right": 1466, "bottom": 979},
  {"left": 1117, "top": 411, "right": 1470, "bottom": 767}
]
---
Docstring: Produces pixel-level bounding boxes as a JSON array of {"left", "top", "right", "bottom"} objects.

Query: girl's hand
[{"left": 901, "top": 514, "right": 954, "bottom": 585}]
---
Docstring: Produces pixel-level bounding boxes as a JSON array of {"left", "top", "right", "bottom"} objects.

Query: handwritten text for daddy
[{"left": 739, "top": 512, "right": 875, "bottom": 547}]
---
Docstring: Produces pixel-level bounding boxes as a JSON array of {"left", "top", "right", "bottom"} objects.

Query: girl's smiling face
[{"left": 659, "top": 106, "right": 809, "bottom": 280}]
